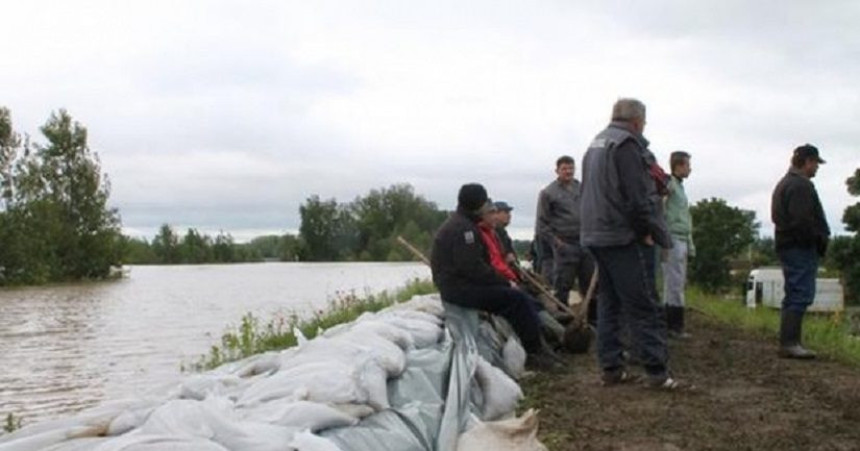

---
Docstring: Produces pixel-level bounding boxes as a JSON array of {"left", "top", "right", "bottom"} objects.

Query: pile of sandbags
[{"left": 0, "top": 294, "right": 546, "bottom": 451}]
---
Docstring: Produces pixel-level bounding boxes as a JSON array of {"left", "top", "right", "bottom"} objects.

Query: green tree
[
  {"left": 180, "top": 228, "right": 212, "bottom": 263},
  {"left": 152, "top": 224, "right": 180, "bottom": 264},
  {"left": 212, "top": 231, "right": 235, "bottom": 263},
  {"left": 0, "top": 109, "right": 121, "bottom": 284},
  {"left": 831, "top": 168, "right": 860, "bottom": 303},
  {"left": 299, "top": 195, "right": 356, "bottom": 261},
  {"left": 690, "top": 197, "right": 758, "bottom": 293}
]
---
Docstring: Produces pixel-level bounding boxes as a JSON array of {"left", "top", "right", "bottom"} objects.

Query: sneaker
[
  {"left": 778, "top": 344, "right": 816, "bottom": 359},
  {"left": 646, "top": 375, "right": 693, "bottom": 391}
]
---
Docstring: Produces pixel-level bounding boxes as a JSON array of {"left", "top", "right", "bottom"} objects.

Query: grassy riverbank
[
  {"left": 687, "top": 289, "right": 860, "bottom": 367},
  {"left": 190, "top": 278, "right": 437, "bottom": 371}
]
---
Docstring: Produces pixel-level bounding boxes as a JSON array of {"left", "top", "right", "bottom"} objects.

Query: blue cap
[{"left": 493, "top": 201, "right": 513, "bottom": 212}]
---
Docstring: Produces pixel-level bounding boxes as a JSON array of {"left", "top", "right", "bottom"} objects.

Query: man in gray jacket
[
  {"left": 580, "top": 98, "right": 679, "bottom": 389},
  {"left": 536, "top": 156, "right": 596, "bottom": 311}
]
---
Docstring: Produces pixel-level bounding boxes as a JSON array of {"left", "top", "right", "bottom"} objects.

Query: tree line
[
  {"left": 115, "top": 184, "right": 447, "bottom": 265},
  {"left": 1, "top": 106, "right": 858, "bottom": 301}
]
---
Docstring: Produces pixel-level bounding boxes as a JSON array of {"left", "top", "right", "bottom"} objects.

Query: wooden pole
[{"left": 396, "top": 236, "right": 431, "bottom": 266}]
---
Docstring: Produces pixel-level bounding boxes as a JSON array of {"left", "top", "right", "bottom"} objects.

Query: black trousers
[{"left": 442, "top": 285, "right": 543, "bottom": 353}]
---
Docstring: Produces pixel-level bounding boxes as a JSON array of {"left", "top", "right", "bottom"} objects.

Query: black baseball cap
[{"left": 793, "top": 144, "right": 825, "bottom": 164}]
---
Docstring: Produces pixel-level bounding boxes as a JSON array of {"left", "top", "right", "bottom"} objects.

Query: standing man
[
  {"left": 771, "top": 144, "right": 830, "bottom": 359},
  {"left": 431, "top": 183, "right": 563, "bottom": 371},
  {"left": 493, "top": 200, "right": 516, "bottom": 263},
  {"left": 663, "top": 151, "right": 695, "bottom": 339},
  {"left": 580, "top": 98, "right": 679, "bottom": 388},
  {"left": 536, "top": 156, "right": 595, "bottom": 307}
]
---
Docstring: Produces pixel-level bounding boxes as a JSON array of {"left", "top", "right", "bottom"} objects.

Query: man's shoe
[{"left": 778, "top": 344, "right": 817, "bottom": 359}]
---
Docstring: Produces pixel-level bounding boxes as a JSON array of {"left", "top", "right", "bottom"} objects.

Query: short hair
[
  {"left": 670, "top": 151, "right": 691, "bottom": 171},
  {"left": 556, "top": 155, "right": 574, "bottom": 168},
  {"left": 611, "top": 98, "right": 646, "bottom": 122}
]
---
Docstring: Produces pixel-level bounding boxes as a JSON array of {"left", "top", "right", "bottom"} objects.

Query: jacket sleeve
[
  {"left": 614, "top": 141, "right": 652, "bottom": 240},
  {"left": 535, "top": 188, "right": 555, "bottom": 244},
  {"left": 450, "top": 228, "right": 510, "bottom": 287}
]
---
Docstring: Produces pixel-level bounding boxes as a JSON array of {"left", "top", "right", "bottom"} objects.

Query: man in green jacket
[{"left": 662, "top": 151, "right": 694, "bottom": 339}]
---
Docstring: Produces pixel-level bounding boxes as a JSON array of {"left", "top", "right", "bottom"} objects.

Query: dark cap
[
  {"left": 493, "top": 201, "right": 513, "bottom": 212},
  {"left": 457, "top": 183, "right": 488, "bottom": 212},
  {"left": 793, "top": 144, "right": 825, "bottom": 164}
]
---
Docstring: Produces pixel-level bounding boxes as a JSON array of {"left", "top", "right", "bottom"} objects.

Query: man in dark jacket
[
  {"left": 771, "top": 144, "right": 830, "bottom": 359},
  {"left": 580, "top": 98, "right": 679, "bottom": 389},
  {"left": 431, "top": 183, "right": 563, "bottom": 371}
]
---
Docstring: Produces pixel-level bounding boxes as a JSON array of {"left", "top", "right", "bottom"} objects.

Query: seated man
[
  {"left": 430, "top": 183, "right": 563, "bottom": 371},
  {"left": 476, "top": 202, "right": 569, "bottom": 348}
]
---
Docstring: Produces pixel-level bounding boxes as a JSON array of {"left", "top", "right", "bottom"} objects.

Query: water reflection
[{"left": 0, "top": 262, "right": 430, "bottom": 425}]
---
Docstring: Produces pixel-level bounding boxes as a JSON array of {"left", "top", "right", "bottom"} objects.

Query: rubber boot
[{"left": 778, "top": 310, "right": 816, "bottom": 359}]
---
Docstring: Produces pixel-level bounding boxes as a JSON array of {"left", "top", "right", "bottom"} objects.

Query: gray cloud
[{"left": 2, "top": 0, "right": 858, "bottom": 241}]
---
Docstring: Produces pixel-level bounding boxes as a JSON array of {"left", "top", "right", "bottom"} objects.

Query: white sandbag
[
  {"left": 239, "top": 400, "right": 358, "bottom": 431},
  {"left": 106, "top": 401, "right": 160, "bottom": 436},
  {"left": 372, "top": 314, "right": 443, "bottom": 348},
  {"left": 501, "top": 336, "right": 526, "bottom": 379},
  {"left": 0, "top": 399, "right": 142, "bottom": 446},
  {"left": 237, "top": 359, "right": 388, "bottom": 410},
  {"left": 330, "top": 403, "right": 376, "bottom": 420},
  {"left": 474, "top": 357, "right": 523, "bottom": 421},
  {"left": 204, "top": 409, "right": 299, "bottom": 451},
  {"left": 289, "top": 430, "right": 344, "bottom": 451},
  {"left": 178, "top": 374, "right": 246, "bottom": 401},
  {"left": 327, "top": 319, "right": 415, "bottom": 350},
  {"left": 377, "top": 308, "right": 443, "bottom": 326},
  {"left": 91, "top": 433, "right": 230, "bottom": 451},
  {"left": 217, "top": 350, "right": 288, "bottom": 378},
  {"left": 388, "top": 294, "right": 445, "bottom": 317},
  {"left": 0, "top": 425, "right": 107, "bottom": 451},
  {"left": 291, "top": 332, "right": 406, "bottom": 377},
  {"left": 456, "top": 409, "right": 548, "bottom": 451},
  {"left": 41, "top": 438, "right": 108, "bottom": 451},
  {"left": 137, "top": 400, "right": 215, "bottom": 438}
]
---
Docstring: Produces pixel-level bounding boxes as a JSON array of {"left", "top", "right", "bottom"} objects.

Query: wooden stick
[
  {"left": 515, "top": 265, "right": 577, "bottom": 317},
  {"left": 396, "top": 236, "right": 431, "bottom": 266},
  {"left": 572, "top": 267, "right": 598, "bottom": 329}
]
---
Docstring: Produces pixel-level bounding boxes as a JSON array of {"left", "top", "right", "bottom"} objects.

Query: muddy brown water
[{"left": 0, "top": 262, "right": 429, "bottom": 426}]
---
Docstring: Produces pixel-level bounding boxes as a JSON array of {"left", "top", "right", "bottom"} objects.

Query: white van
[{"left": 744, "top": 267, "right": 844, "bottom": 312}]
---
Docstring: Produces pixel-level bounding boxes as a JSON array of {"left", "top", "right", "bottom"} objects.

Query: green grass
[
  {"left": 187, "top": 278, "right": 437, "bottom": 371},
  {"left": 688, "top": 288, "right": 860, "bottom": 367}
]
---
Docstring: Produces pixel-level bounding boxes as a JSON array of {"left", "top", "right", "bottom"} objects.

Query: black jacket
[
  {"left": 430, "top": 208, "right": 509, "bottom": 296},
  {"left": 771, "top": 168, "right": 830, "bottom": 254}
]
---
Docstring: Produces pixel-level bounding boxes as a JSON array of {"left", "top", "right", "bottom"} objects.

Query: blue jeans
[
  {"left": 778, "top": 247, "right": 818, "bottom": 314},
  {"left": 590, "top": 243, "right": 668, "bottom": 378}
]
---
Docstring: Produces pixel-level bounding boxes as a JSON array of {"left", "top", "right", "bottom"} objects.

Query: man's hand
[{"left": 643, "top": 235, "right": 654, "bottom": 246}]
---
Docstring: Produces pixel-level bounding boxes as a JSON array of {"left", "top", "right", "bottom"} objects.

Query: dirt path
[{"left": 522, "top": 310, "right": 860, "bottom": 451}]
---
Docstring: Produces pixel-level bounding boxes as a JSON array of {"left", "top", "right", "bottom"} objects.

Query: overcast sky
[{"left": 2, "top": 0, "right": 858, "bottom": 241}]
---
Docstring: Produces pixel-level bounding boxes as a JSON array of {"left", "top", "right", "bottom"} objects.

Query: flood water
[{"left": 0, "top": 262, "right": 430, "bottom": 426}]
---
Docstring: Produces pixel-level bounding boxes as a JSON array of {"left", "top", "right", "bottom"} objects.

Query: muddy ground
[{"left": 521, "top": 310, "right": 860, "bottom": 451}]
